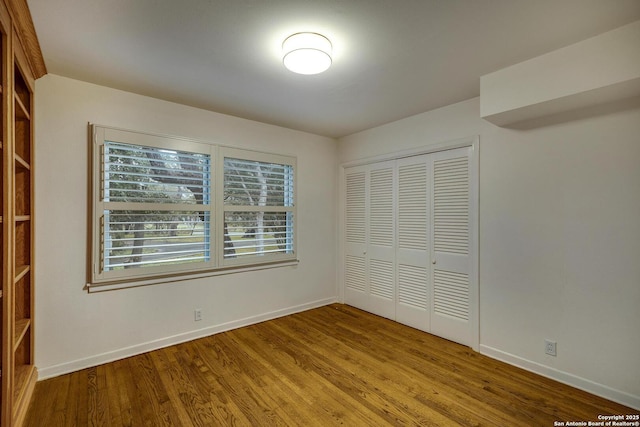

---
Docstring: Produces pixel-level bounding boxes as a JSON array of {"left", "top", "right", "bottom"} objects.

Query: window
[
  {"left": 221, "top": 148, "right": 295, "bottom": 265},
  {"left": 91, "top": 126, "right": 296, "bottom": 286}
]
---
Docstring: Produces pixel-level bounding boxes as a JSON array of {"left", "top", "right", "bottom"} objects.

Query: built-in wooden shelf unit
[{"left": 0, "top": 0, "right": 46, "bottom": 424}]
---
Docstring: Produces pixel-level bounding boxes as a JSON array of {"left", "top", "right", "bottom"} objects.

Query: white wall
[
  {"left": 34, "top": 74, "right": 338, "bottom": 378},
  {"left": 338, "top": 97, "right": 640, "bottom": 409}
]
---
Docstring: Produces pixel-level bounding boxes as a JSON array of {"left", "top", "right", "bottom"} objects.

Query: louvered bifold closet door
[
  {"left": 395, "top": 155, "right": 430, "bottom": 331},
  {"left": 429, "top": 146, "right": 476, "bottom": 347},
  {"left": 367, "top": 161, "right": 396, "bottom": 320},
  {"left": 344, "top": 165, "right": 369, "bottom": 311}
]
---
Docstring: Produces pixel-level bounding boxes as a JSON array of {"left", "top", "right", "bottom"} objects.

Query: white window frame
[{"left": 90, "top": 125, "right": 297, "bottom": 289}]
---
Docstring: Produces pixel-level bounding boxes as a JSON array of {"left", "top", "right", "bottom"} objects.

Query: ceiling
[{"left": 27, "top": 0, "right": 640, "bottom": 138}]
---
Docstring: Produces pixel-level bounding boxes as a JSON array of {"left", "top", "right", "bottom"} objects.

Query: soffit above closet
[{"left": 27, "top": 0, "right": 640, "bottom": 138}]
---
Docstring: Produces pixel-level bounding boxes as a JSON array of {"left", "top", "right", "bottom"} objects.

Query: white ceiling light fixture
[{"left": 282, "top": 32, "right": 332, "bottom": 75}]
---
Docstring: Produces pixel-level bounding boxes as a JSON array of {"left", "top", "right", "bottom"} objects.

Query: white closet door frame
[{"left": 339, "top": 136, "right": 479, "bottom": 351}]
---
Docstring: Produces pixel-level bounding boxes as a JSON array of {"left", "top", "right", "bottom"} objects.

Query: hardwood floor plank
[
  {"left": 111, "top": 359, "right": 135, "bottom": 427},
  {"left": 129, "top": 352, "right": 183, "bottom": 426},
  {"left": 103, "top": 362, "right": 125, "bottom": 426},
  {"left": 89, "top": 366, "right": 112, "bottom": 426},
  {"left": 149, "top": 348, "right": 198, "bottom": 427},
  {"left": 72, "top": 368, "right": 89, "bottom": 426},
  {"left": 24, "top": 304, "right": 637, "bottom": 426}
]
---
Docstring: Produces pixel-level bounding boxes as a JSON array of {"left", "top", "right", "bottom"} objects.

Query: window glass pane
[
  {"left": 223, "top": 158, "right": 293, "bottom": 207},
  {"left": 224, "top": 211, "right": 293, "bottom": 258},
  {"left": 103, "top": 210, "right": 210, "bottom": 270},
  {"left": 105, "top": 141, "right": 210, "bottom": 204}
]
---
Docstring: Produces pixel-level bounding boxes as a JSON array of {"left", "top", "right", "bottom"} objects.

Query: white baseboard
[
  {"left": 480, "top": 344, "right": 640, "bottom": 411},
  {"left": 38, "top": 297, "right": 337, "bottom": 381}
]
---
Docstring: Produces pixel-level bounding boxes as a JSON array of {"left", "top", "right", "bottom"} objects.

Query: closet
[
  {"left": 343, "top": 142, "right": 478, "bottom": 349},
  {"left": 0, "top": 0, "right": 46, "bottom": 425}
]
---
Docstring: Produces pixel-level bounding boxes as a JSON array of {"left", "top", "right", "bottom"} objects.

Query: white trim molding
[{"left": 341, "top": 135, "right": 478, "bottom": 169}]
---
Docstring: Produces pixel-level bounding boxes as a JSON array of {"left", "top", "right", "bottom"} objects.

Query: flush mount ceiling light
[{"left": 282, "top": 32, "right": 332, "bottom": 75}]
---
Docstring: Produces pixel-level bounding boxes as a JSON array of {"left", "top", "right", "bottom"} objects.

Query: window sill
[{"left": 86, "top": 259, "right": 300, "bottom": 293}]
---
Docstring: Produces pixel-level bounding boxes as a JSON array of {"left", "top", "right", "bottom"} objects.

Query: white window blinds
[
  {"left": 101, "top": 141, "right": 212, "bottom": 274},
  {"left": 222, "top": 152, "right": 296, "bottom": 263},
  {"left": 104, "top": 141, "right": 210, "bottom": 204},
  {"left": 91, "top": 126, "right": 297, "bottom": 286}
]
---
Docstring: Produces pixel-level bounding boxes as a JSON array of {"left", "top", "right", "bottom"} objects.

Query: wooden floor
[{"left": 25, "top": 304, "right": 634, "bottom": 426}]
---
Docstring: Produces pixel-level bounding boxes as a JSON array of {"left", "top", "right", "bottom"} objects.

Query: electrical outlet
[
  {"left": 194, "top": 309, "right": 202, "bottom": 321},
  {"left": 545, "top": 339, "right": 557, "bottom": 356}
]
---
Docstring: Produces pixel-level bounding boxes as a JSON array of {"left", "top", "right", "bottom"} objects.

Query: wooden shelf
[
  {"left": 15, "top": 215, "right": 30, "bottom": 222},
  {"left": 12, "top": 365, "right": 37, "bottom": 427},
  {"left": 13, "top": 318, "right": 30, "bottom": 351},
  {"left": 14, "top": 93, "right": 30, "bottom": 121},
  {"left": 14, "top": 264, "right": 30, "bottom": 283},
  {"left": 15, "top": 153, "right": 30, "bottom": 170},
  {"left": 12, "top": 364, "right": 35, "bottom": 406}
]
